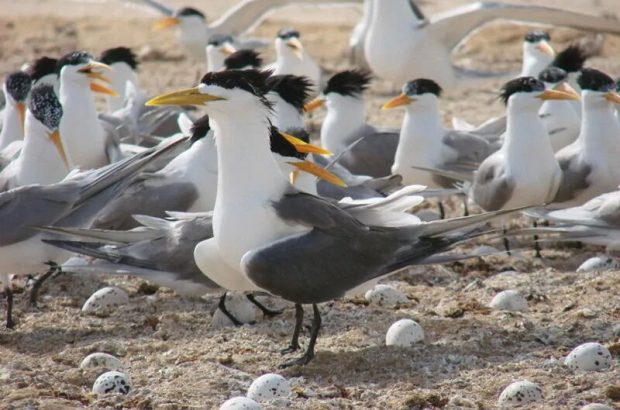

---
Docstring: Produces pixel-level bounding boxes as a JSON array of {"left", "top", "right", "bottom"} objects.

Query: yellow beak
[
  {"left": 604, "top": 91, "right": 620, "bottom": 104},
  {"left": 16, "top": 102, "right": 25, "bottom": 136},
  {"left": 304, "top": 97, "right": 325, "bottom": 112},
  {"left": 537, "top": 89, "right": 580, "bottom": 101},
  {"left": 221, "top": 44, "right": 237, "bottom": 56},
  {"left": 286, "top": 38, "right": 304, "bottom": 60},
  {"left": 78, "top": 62, "right": 115, "bottom": 95},
  {"left": 553, "top": 82, "right": 579, "bottom": 97},
  {"left": 90, "top": 82, "right": 119, "bottom": 97},
  {"left": 145, "top": 87, "right": 225, "bottom": 106},
  {"left": 154, "top": 16, "right": 180, "bottom": 30},
  {"left": 382, "top": 93, "right": 414, "bottom": 109},
  {"left": 287, "top": 160, "right": 347, "bottom": 187},
  {"left": 280, "top": 131, "right": 332, "bottom": 156},
  {"left": 49, "top": 130, "right": 69, "bottom": 169},
  {"left": 536, "top": 41, "right": 555, "bottom": 56}
]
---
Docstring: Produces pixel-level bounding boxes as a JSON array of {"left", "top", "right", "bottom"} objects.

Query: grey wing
[
  {"left": 472, "top": 156, "right": 515, "bottom": 211},
  {"left": 120, "top": 0, "right": 174, "bottom": 16},
  {"left": 429, "top": 2, "right": 620, "bottom": 52},
  {"left": 442, "top": 130, "right": 494, "bottom": 170},
  {"left": 338, "top": 129, "right": 398, "bottom": 178},
  {"left": 553, "top": 153, "right": 591, "bottom": 204},
  {"left": 93, "top": 175, "right": 199, "bottom": 230}
]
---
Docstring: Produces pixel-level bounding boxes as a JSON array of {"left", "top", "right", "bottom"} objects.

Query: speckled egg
[
  {"left": 211, "top": 292, "right": 257, "bottom": 328},
  {"left": 82, "top": 286, "right": 129, "bottom": 313},
  {"left": 364, "top": 284, "right": 408, "bottom": 307},
  {"left": 246, "top": 373, "right": 291, "bottom": 401},
  {"left": 489, "top": 290, "right": 528, "bottom": 312},
  {"left": 80, "top": 352, "right": 123, "bottom": 371},
  {"left": 92, "top": 370, "right": 131, "bottom": 395},
  {"left": 220, "top": 396, "right": 262, "bottom": 410},
  {"left": 564, "top": 342, "right": 612, "bottom": 371},
  {"left": 385, "top": 319, "right": 425, "bottom": 347},
  {"left": 579, "top": 404, "right": 614, "bottom": 410},
  {"left": 576, "top": 255, "right": 620, "bottom": 273},
  {"left": 498, "top": 380, "right": 543, "bottom": 407}
]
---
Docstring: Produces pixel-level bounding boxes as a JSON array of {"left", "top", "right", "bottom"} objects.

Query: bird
[
  {"left": 224, "top": 49, "right": 263, "bottom": 71},
  {"left": 363, "top": 0, "right": 620, "bottom": 89},
  {"left": 305, "top": 70, "right": 398, "bottom": 177},
  {"left": 99, "top": 47, "right": 141, "bottom": 113},
  {"left": 552, "top": 68, "right": 620, "bottom": 208},
  {"left": 0, "top": 71, "right": 32, "bottom": 150},
  {"left": 519, "top": 31, "right": 555, "bottom": 78},
  {"left": 0, "top": 136, "right": 187, "bottom": 328},
  {"left": 206, "top": 34, "right": 237, "bottom": 72},
  {"left": 265, "top": 74, "right": 313, "bottom": 132},
  {"left": 146, "top": 69, "right": 525, "bottom": 367},
  {"left": 382, "top": 78, "right": 496, "bottom": 189},
  {"left": 0, "top": 84, "right": 68, "bottom": 192},
  {"left": 56, "top": 51, "right": 121, "bottom": 169},
  {"left": 24, "top": 56, "right": 59, "bottom": 88},
  {"left": 269, "top": 28, "right": 322, "bottom": 94}
]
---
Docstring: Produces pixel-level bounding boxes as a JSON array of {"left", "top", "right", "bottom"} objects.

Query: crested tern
[
  {"left": 0, "top": 72, "right": 31, "bottom": 150},
  {"left": 520, "top": 31, "right": 555, "bottom": 78},
  {"left": 206, "top": 34, "right": 237, "bottom": 72},
  {"left": 224, "top": 49, "right": 263, "bottom": 71},
  {"left": 99, "top": 47, "right": 141, "bottom": 113},
  {"left": 270, "top": 28, "right": 322, "bottom": 94}
]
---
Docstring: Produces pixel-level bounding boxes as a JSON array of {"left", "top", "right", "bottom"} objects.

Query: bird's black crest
[
  {"left": 499, "top": 77, "right": 545, "bottom": 105},
  {"left": 5, "top": 71, "right": 32, "bottom": 101},
  {"left": 190, "top": 115, "right": 211, "bottom": 143},
  {"left": 200, "top": 69, "right": 273, "bottom": 108},
  {"left": 26, "top": 57, "right": 58, "bottom": 82},
  {"left": 277, "top": 28, "right": 300, "bottom": 39},
  {"left": 56, "top": 51, "right": 93, "bottom": 73},
  {"left": 224, "top": 49, "right": 263, "bottom": 70},
  {"left": 208, "top": 33, "right": 234, "bottom": 46},
  {"left": 577, "top": 68, "right": 615, "bottom": 92},
  {"left": 616, "top": 78, "right": 620, "bottom": 93},
  {"left": 99, "top": 47, "right": 139, "bottom": 69},
  {"left": 538, "top": 66, "right": 567, "bottom": 84},
  {"left": 269, "top": 125, "right": 306, "bottom": 160},
  {"left": 402, "top": 78, "right": 442, "bottom": 97},
  {"left": 324, "top": 70, "right": 371, "bottom": 97},
  {"left": 551, "top": 44, "right": 588, "bottom": 73},
  {"left": 29, "top": 84, "right": 63, "bottom": 130},
  {"left": 266, "top": 75, "right": 312, "bottom": 111},
  {"left": 176, "top": 7, "right": 205, "bottom": 19},
  {"left": 524, "top": 31, "right": 550, "bottom": 43}
]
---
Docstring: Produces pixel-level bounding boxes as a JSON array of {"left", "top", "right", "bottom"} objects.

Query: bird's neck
[
  {"left": 321, "top": 97, "right": 366, "bottom": 153},
  {"left": 107, "top": 64, "right": 138, "bottom": 112},
  {"left": 402, "top": 101, "right": 444, "bottom": 141},
  {"left": 521, "top": 53, "right": 552, "bottom": 78},
  {"left": 579, "top": 98, "right": 620, "bottom": 154},
  {"left": 270, "top": 96, "right": 304, "bottom": 131},
  {"left": 206, "top": 49, "right": 226, "bottom": 72},
  {"left": 0, "top": 100, "right": 21, "bottom": 148},
  {"left": 504, "top": 101, "right": 553, "bottom": 159}
]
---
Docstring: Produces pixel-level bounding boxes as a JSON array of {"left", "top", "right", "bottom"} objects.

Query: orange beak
[
  {"left": 154, "top": 16, "right": 180, "bottom": 30},
  {"left": 221, "top": 44, "right": 237, "bottom": 56},
  {"left": 287, "top": 160, "right": 347, "bottom": 187},
  {"left": 16, "top": 102, "right": 25, "bottom": 136},
  {"left": 90, "top": 82, "right": 119, "bottom": 97},
  {"left": 304, "top": 97, "right": 325, "bottom": 112},
  {"left": 49, "top": 130, "right": 69, "bottom": 169},
  {"left": 382, "top": 93, "right": 413, "bottom": 109},
  {"left": 535, "top": 41, "right": 555, "bottom": 56}
]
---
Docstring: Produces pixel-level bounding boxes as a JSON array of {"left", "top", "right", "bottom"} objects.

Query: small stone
[
  {"left": 604, "top": 385, "right": 620, "bottom": 401},
  {"left": 364, "top": 284, "right": 408, "bottom": 308},
  {"left": 92, "top": 370, "right": 131, "bottom": 395},
  {"left": 577, "top": 256, "right": 620, "bottom": 273},
  {"left": 385, "top": 319, "right": 425, "bottom": 347},
  {"left": 498, "top": 380, "right": 543, "bottom": 407},
  {"left": 220, "top": 396, "right": 262, "bottom": 410},
  {"left": 580, "top": 404, "right": 614, "bottom": 410},
  {"left": 247, "top": 374, "right": 291, "bottom": 402},
  {"left": 565, "top": 342, "right": 612, "bottom": 372},
  {"left": 80, "top": 353, "right": 123, "bottom": 371},
  {"left": 489, "top": 290, "right": 528, "bottom": 312},
  {"left": 82, "top": 287, "right": 129, "bottom": 313}
]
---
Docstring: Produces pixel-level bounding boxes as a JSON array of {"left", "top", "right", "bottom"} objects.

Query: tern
[
  {"left": 552, "top": 68, "right": 620, "bottom": 208},
  {"left": 206, "top": 34, "right": 237, "bottom": 72},
  {"left": 265, "top": 74, "right": 312, "bottom": 132},
  {"left": 269, "top": 28, "right": 322, "bottom": 94},
  {"left": 0, "top": 137, "right": 187, "bottom": 328},
  {"left": 99, "top": 47, "right": 141, "bottom": 113},
  {"left": 305, "top": 70, "right": 398, "bottom": 177},
  {"left": 147, "top": 69, "right": 525, "bottom": 366},
  {"left": 0, "top": 72, "right": 31, "bottom": 150},
  {"left": 25, "top": 56, "right": 59, "bottom": 88},
  {"left": 0, "top": 84, "right": 68, "bottom": 191},
  {"left": 519, "top": 31, "right": 555, "bottom": 78},
  {"left": 363, "top": 0, "right": 620, "bottom": 89},
  {"left": 224, "top": 49, "right": 263, "bottom": 71}
]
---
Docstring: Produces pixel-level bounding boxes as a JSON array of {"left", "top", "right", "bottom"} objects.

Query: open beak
[
  {"left": 604, "top": 91, "right": 620, "bottom": 104},
  {"left": 382, "top": 93, "right": 414, "bottom": 109},
  {"left": 287, "top": 160, "right": 347, "bottom": 187},
  {"left": 553, "top": 82, "right": 579, "bottom": 97},
  {"left": 90, "top": 83, "right": 119, "bottom": 96},
  {"left": 304, "top": 97, "right": 325, "bottom": 112},
  {"left": 146, "top": 87, "right": 225, "bottom": 106},
  {"left": 154, "top": 16, "right": 180, "bottom": 30},
  {"left": 49, "top": 130, "right": 69, "bottom": 169},
  {"left": 536, "top": 41, "right": 555, "bottom": 56},
  {"left": 280, "top": 131, "right": 332, "bottom": 156},
  {"left": 221, "top": 44, "right": 237, "bottom": 56},
  {"left": 537, "top": 89, "right": 580, "bottom": 101},
  {"left": 286, "top": 38, "right": 304, "bottom": 60},
  {"left": 16, "top": 102, "right": 25, "bottom": 135},
  {"left": 78, "top": 62, "right": 118, "bottom": 96}
]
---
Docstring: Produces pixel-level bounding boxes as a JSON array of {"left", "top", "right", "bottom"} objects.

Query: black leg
[
  {"left": 280, "top": 304, "right": 321, "bottom": 368},
  {"left": 502, "top": 227, "right": 512, "bottom": 256},
  {"left": 5, "top": 285, "right": 14, "bottom": 329},
  {"left": 281, "top": 304, "right": 304, "bottom": 355},
  {"left": 438, "top": 201, "right": 446, "bottom": 220},
  {"left": 462, "top": 196, "right": 469, "bottom": 217},
  {"left": 246, "top": 294, "right": 283, "bottom": 318},
  {"left": 533, "top": 220, "right": 542, "bottom": 259},
  {"left": 217, "top": 293, "right": 244, "bottom": 327},
  {"left": 29, "top": 262, "right": 59, "bottom": 308}
]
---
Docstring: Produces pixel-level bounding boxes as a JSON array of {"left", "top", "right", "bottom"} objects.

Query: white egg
[
  {"left": 211, "top": 293, "right": 257, "bottom": 328},
  {"left": 579, "top": 404, "right": 614, "bottom": 410},
  {"left": 82, "top": 286, "right": 129, "bottom": 313},
  {"left": 92, "top": 370, "right": 132, "bottom": 395},
  {"left": 576, "top": 255, "right": 620, "bottom": 273},
  {"left": 489, "top": 290, "right": 528, "bottom": 312},
  {"left": 220, "top": 396, "right": 262, "bottom": 410},
  {"left": 564, "top": 342, "right": 612, "bottom": 372},
  {"left": 246, "top": 373, "right": 291, "bottom": 402},
  {"left": 498, "top": 380, "right": 543, "bottom": 407},
  {"left": 364, "top": 284, "right": 408, "bottom": 307},
  {"left": 385, "top": 319, "right": 424, "bottom": 347},
  {"left": 80, "top": 352, "right": 123, "bottom": 371}
]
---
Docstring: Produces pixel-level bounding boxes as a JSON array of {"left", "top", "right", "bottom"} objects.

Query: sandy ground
[{"left": 1, "top": 0, "right": 620, "bottom": 409}]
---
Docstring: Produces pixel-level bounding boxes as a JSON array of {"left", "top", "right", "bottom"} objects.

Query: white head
[
  {"left": 206, "top": 34, "right": 237, "bottom": 72},
  {"left": 153, "top": 7, "right": 206, "bottom": 35},
  {"left": 382, "top": 78, "right": 442, "bottom": 113},
  {"left": 275, "top": 28, "right": 304, "bottom": 62},
  {"left": 522, "top": 31, "right": 554, "bottom": 66},
  {"left": 56, "top": 51, "right": 118, "bottom": 98},
  {"left": 500, "top": 76, "right": 579, "bottom": 112},
  {"left": 577, "top": 68, "right": 620, "bottom": 110}
]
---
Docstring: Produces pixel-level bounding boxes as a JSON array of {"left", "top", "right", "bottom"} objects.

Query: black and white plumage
[
  {"left": 224, "top": 49, "right": 263, "bottom": 70},
  {"left": 0, "top": 71, "right": 32, "bottom": 149},
  {"left": 99, "top": 47, "right": 141, "bottom": 113}
]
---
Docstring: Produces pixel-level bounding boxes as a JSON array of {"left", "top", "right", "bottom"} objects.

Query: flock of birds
[{"left": 2, "top": 0, "right": 620, "bottom": 369}]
